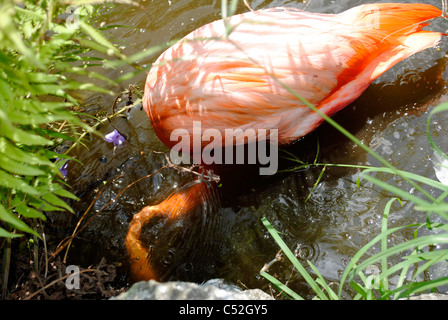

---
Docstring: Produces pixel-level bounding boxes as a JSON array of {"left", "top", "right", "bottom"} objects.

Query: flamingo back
[{"left": 143, "top": 3, "right": 442, "bottom": 150}]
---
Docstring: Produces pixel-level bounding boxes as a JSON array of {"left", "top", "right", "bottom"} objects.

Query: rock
[
  {"left": 111, "top": 279, "right": 274, "bottom": 300},
  {"left": 405, "top": 293, "right": 448, "bottom": 300}
]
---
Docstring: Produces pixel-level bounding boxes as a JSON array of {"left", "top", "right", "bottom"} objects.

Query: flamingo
[{"left": 126, "top": 3, "right": 444, "bottom": 282}]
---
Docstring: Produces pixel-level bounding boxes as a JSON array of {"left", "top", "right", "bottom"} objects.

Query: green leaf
[
  {"left": 41, "top": 192, "right": 74, "bottom": 213},
  {"left": 361, "top": 167, "right": 448, "bottom": 192},
  {"left": 28, "top": 197, "right": 66, "bottom": 213},
  {"left": 0, "top": 169, "right": 40, "bottom": 195},
  {"left": 7, "top": 110, "right": 70, "bottom": 126},
  {"left": 64, "top": 79, "right": 114, "bottom": 94},
  {"left": 380, "top": 198, "right": 399, "bottom": 292},
  {"left": 412, "top": 250, "right": 448, "bottom": 281},
  {"left": 0, "top": 137, "right": 53, "bottom": 166},
  {"left": 78, "top": 20, "right": 123, "bottom": 58},
  {"left": 0, "top": 153, "right": 45, "bottom": 176},
  {"left": 14, "top": 5, "right": 45, "bottom": 22},
  {"left": 35, "top": 128, "right": 76, "bottom": 141},
  {"left": 31, "top": 83, "right": 75, "bottom": 99},
  {"left": 0, "top": 203, "right": 39, "bottom": 237},
  {"left": 384, "top": 276, "right": 448, "bottom": 300},
  {"left": 68, "top": 0, "right": 141, "bottom": 6},
  {"left": 0, "top": 3, "right": 44, "bottom": 69},
  {"left": 338, "top": 222, "right": 418, "bottom": 298},
  {"left": 0, "top": 227, "right": 22, "bottom": 238},
  {"left": 307, "top": 260, "right": 339, "bottom": 300},
  {"left": 26, "top": 72, "right": 63, "bottom": 83},
  {"left": 260, "top": 271, "right": 303, "bottom": 300},
  {"left": 53, "top": 187, "right": 79, "bottom": 201},
  {"left": 350, "top": 234, "right": 448, "bottom": 280},
  {"left": 350, "top": 280, "right": 367, "bottom": 299},
  {"left": 427, "top": 102, "right": 448, "bottom": 160},
  {"left": 104, "top": 40, "right": 176, "bottom": 68},
  {"left": 15, "top": 203, "right": 46, "bottom": 220},
  {"left": 0, "top": 110, "right": 53, "bottom": 146},
  {"left": 360, "top": 174, "right": 432, "bottom": 206},
  {"left": 262, "top": 217, "right": 329, "bottom": 300}
]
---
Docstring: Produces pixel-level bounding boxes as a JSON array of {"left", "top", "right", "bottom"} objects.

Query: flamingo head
[{"left": 125, "top": 182, "right": 221, "bottom": 282}]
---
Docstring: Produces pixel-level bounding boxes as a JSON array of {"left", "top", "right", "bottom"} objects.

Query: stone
[
  {"left": 405, "top": 293, "right": 448, "bottom": 300},
  {"left": 111, "top": 279, "right": 274, "bottom": 300}
]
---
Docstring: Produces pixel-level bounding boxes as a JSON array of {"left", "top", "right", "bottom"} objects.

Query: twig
[
  {"left": 243, "top": 0, "right": 252, "bottom": 12},
  {"left": 302, "top": 0, "right": 312, "bottom": 11},
  {"left": 260, "top": 249, "right": 282, "bottom": 274},
  {"left": 56, "top": 174, "right": 124, "bottom": 262},
  {"left": 42, "top": 232, "right": 49, "bottom": 278},
  {"left": 111, "top": 94, "right": 122, "bottom": 115},
  {"left": 126, "top": 84, "right": 134, "bottom": 106},
  {"left": 32, "top": 219, "right": 39, "bottom": 274},
  {"left": 156, "top": 151, "right": 220, "bottom": 183},
  {"left": 57, "top": 119, "right": 67, "bottom": 131},
  {"left": 443, "top": 0, "right": 447, "bottom": 19},
  {"left": 1, "top": 237, "right": 12, "bottom": 299}
]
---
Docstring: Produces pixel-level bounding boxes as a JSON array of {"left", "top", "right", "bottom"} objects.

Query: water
[{"left": 55, "top": 0, "right": 448, "bottom": 298}]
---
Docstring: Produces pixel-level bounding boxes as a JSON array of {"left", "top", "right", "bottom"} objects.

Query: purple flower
[
  {"left": 60, "top": 160, "right": 69, "bottom": 177},
  {"left": 53, "top": 152, "right": 69, "bottom": 178},
  {"left": 105, "top": 129, "right": 126, "bottom": 147}
]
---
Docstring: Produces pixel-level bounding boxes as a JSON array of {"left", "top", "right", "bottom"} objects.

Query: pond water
[{"left": 55, "top": 0, "right": 448, "bottom": 298}]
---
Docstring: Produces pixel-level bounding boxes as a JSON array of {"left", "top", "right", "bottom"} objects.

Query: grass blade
[
  {"left": 262, "top": 217, "right": 329, "bottom": 300},
  {"left": 260, "top": 271, "right": 304, "bottom": 300},
  {"left": 307, "top": 260, "right": 339, "bottom": 300}
]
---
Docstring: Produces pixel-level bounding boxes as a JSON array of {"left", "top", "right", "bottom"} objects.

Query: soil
[{"left": 1, "top": 237, "right": 128, "bottom": 300}]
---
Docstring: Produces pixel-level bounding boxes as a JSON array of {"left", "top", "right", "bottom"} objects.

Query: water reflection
[{"left": 56, "top": 0, "right": 448, "bottom": 297}]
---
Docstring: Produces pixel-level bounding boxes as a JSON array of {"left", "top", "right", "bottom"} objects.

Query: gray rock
[
  {"left": 111, "top": 279, "right": 274, "bottom": 300},
  {"left": 404, "top": 293, "right": 448, "bottom": 300}
]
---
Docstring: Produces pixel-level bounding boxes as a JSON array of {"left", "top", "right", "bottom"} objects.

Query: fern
[{"left": 0, "top": 0, "right": 129, "bottom": 238}]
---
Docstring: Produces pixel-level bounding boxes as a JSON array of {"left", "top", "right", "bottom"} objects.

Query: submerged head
[{"left": 125, "top": 181, "right": 222, "bottom": 282}]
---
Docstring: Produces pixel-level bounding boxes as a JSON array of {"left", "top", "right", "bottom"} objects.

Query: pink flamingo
[{"left": 126, "top": 3, "right": 443, "bottom": 282}]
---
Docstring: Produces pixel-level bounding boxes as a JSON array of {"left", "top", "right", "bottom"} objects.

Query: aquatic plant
[{"left": 261, "top": 100, "right": 448, "bottom": 300}]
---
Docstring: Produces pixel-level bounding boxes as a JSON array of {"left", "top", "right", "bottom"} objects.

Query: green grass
[{"left": 261, "top": 100, "right": 448, "bottom": 299}]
